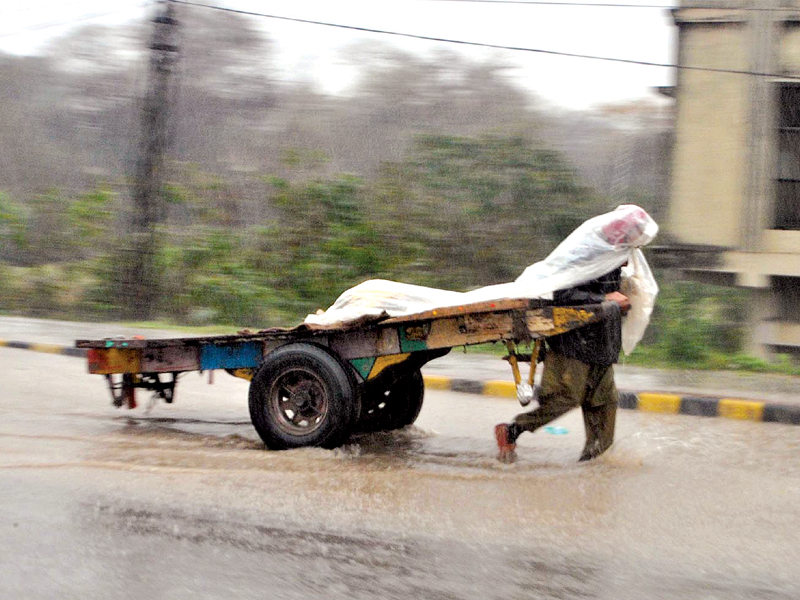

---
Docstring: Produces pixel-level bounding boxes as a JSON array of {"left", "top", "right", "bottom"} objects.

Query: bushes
[
  {"left": 186, "top": 273, "right": 283, "bottom": 327},
  {"left": 0, "top": 192, "right": 28, "bottom": 263},
  {"left": 0, "top": 265, "right": 25, "bottom": 312},
  {"left": 1, "top": 136, "right": 606, "bottom": 325},
  {"left": 656, "top": 283, "right": 714, "bottom": 363},
  {"left": 0, "top": 264, "right": 84, "bottom": 317},
  {"left": 626, "top": 279, "right": 769, "bottom": 370},
  {"left": 370, "top": 134, "right": 603, "bottom": 289},
  {"left": 0, "top": 136, "right": 792, "bottom": 377}
]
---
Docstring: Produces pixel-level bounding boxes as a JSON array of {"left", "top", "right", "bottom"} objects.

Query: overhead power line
[
  {"left": 3, "top": 0, "right": 797, "bottom": 40},
  {"left": 419, "top": 0, "right": 800, "bottom": 11},
  {"left": 421, "top": 1, "right": 675, "bottom": 8},
  {"left": 170, "top": 0, "right": 800, "bottom": 80}
]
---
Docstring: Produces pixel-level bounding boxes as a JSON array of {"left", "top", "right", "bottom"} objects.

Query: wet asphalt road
[{"left": 2, "top": 347, "right": 800, "bottom": 600}]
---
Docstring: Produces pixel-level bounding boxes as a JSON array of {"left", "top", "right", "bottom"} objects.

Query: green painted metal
[
  {"left": 399, "top": 325, "right": 429, "bottom": 353},
  {"left": 349, "top": 357, "right": 376, "bottom": 380}
]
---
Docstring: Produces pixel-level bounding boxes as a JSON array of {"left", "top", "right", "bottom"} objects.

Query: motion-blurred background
[{"left": 1, "top": 0, "right": 795, "bottom": 373}]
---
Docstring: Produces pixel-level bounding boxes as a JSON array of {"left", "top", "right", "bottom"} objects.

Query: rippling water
[{"left": 2, "top": 349, "right": 800, "bottom": 599}]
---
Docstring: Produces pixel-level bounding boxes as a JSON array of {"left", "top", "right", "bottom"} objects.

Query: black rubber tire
[
  {"left": 358, "top": 369, "right": 425, "bottom": 433},
  {"left": 248, "top": 343, "right": 358, "bottom": 449}
]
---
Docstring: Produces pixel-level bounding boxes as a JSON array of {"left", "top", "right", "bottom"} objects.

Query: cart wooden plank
[{"left": 76, "top": 299, "right": 613, "bottom": 377}]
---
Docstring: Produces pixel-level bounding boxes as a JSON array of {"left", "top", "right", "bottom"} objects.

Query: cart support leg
[
  {"left": 529, "top": 340, "right": 541, "bottom": 387},
  {"left": 122, "top": 374, "right": 137, "bottom": 409},
  {"left": 504, "top": 341, "right": 522, "bottom": 386},
  {"left": 504, "top": 340, "right": 539, "bottom": 406},
  {"left": 105, "top": 373, "right": 177, "bottom": 409}
]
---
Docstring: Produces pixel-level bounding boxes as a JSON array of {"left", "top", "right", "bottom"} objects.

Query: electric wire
[
  {"left": 3, "top": 0, "right": 798, "bottom": 40},
  {"left": 5, "top": 0, "right": 799, "bottom": 80},
  {"left": 170, "top": 0, "right": 800, "bottom": 80},
  {"left": 418, "top": 0, "right": 800, "bottom": 12},
  {"left": 425, "top": 0, "right": 676, "bottom": 7}
]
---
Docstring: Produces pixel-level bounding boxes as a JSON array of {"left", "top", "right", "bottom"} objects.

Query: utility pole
[{"left": 122, "top": 0, "right": 179, "bottom": 319}]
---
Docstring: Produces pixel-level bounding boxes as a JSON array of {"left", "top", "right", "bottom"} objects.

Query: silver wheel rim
[{"left": 267, "top": 366, "right": 330, "bottom": 436}]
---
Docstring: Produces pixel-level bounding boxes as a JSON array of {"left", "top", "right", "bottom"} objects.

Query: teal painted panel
[
  {"left": 349, "top": 357, "right": 376, "bottom": 380},
  {"left": 200, "top": 342, "right": 261, "bottom": 370},
  {"left": 399, "top": 326, "right": 429, "bottom": 353}
]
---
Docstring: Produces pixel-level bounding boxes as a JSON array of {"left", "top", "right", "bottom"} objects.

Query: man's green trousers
[{"left": 513, "top": 350, "right": 618, "bottom": 461}]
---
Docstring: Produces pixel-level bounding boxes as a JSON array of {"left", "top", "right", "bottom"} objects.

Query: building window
[
  {"left": 775, "top": 83, "right": 800, "bottom": 230},
  {"left": 775, "top": 276, "right": 800, "bottom": 323}
]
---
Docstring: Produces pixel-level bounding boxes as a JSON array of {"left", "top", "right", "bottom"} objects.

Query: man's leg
[
  {"left": 578, "top": 365, "right": 618, "bottom": 462},
  {"left": 513, "top": 351, "right": 588, "bottom": 435},
  {"left": 495, "top": 352, "right": 588, "bottom": 461}
]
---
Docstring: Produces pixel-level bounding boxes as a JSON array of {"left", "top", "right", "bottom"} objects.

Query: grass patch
[{"left": 621, "top": 346, "right": 800, "bottom": 376}]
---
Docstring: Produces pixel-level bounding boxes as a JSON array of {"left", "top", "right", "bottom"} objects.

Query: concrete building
[{"left": 667, "top": 0, "right": 800, "bottom": 356}]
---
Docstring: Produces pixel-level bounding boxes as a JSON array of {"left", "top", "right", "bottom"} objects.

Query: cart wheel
[
  {"left": 358, "top": 369, "right": 425, "bottom": 432},
  {"left": 248, "top": 343, "right": 358, "bottom": 450}
]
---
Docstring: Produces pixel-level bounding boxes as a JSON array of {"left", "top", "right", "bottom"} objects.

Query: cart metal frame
[{"left": 76, "top": 298, "right": 614, "bottom": 448}]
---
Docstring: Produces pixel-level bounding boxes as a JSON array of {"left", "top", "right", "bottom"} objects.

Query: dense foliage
[
  {"left": 0, "top": 8, "right": 766, "bottom": 370},
  {"left": 1, "top": 132, "right": 776, "bottom": 373},
  {"left": 0, "top": 134, "right": 606, "bottom": 325}
]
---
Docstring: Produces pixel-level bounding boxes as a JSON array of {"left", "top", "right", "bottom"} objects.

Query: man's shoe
[{"left": 494, "top": 423, "right": 517, "bottom": 463}]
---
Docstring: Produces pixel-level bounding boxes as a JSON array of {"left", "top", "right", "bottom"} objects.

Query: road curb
[
  {"left": 421, "top": 376, "right": 800, "bottom": 427},
  {"left": 3, "top": 338, "right": 798, "bottom": 426},
  {"left": 0, "top": 338, "right": 87, "bottom": 358}
]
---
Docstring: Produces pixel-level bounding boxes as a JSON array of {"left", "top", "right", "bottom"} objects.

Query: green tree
[
  {"left": 68, "top": 188, "right": 115, "bottom": 253},
  {"left": 0, "top": 192, "right": 27, "bottom": 261},
  {"left": 268, "top": 174, "right": 386, "bottom": 311},
  {"left": 370, "top": 134, "right": 604, "bottom": 290}
]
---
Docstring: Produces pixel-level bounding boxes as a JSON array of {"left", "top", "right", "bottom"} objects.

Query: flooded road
[{"left": 2, "top": 348, "right": 800, "bottom": 599}]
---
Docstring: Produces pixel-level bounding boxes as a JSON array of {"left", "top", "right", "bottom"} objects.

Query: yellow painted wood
[
  {"left": 637, "top": 393, "right": 681, "bottom": 414},
  {"left": 228, "top": 368, "right": 256, "bottom": 381},
  {"left": 482, "top": 380, "right": 517, "bottom": 399},
  {"left": 367, "top": 353, "right": 411, "bottom": 380},
  {"left": 87, "top": 348, "right": 141, "bottom": 374},
  {"left": 426, "top": 318, "right": 462, "bottom": 349},
  {"left": 718, "top": 399, "right": 764, "bottom": 421},
  {"left": 462, "top": 312, "right": 513, "bottom": 343},
  {"left": 422, "top": 375, "right": 451, "bottom": 390},
  {"left": 426, "top": 314, "right": 513, "bottom": 349}
]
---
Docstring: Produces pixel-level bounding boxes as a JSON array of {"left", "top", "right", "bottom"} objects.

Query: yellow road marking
[
  {"left": 637, "top": 392, "right": 681, "bottom": 414},
  {"left": 29, "top": 343, "right": 64, "bottom": 354},
  {"left": 422, "top": 375, "right": 451, "bottom": 390},
  {"left": 718, "top": 399, "right": 764, "bottom": 421},
  {"left": 482, "top": 380, "right": 517, "bottom": 399}
]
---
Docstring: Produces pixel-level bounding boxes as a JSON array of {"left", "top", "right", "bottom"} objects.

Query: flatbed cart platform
[{"left": 76, "top": 298, "right": 615, "bottom": 449}]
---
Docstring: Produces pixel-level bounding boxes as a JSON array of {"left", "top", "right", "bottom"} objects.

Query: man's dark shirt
[{"left": 546, "top": 267, "right": 623, "bottom": 367}]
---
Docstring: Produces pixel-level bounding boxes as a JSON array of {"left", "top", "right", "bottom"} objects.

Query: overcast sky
[{"left": 0, "top": 0, "right": 678, "bottom": 110}]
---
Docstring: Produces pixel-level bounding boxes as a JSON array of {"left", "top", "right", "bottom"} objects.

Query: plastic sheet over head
[{"left": 305, "top": 205, "right": 659, "bottom": 353}]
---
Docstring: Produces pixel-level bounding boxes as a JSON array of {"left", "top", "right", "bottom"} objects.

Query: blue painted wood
[{"left": 200, "top": 342, "right": 262, "bottom": 370}]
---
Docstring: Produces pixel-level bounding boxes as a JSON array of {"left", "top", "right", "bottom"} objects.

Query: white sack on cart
[{"left": 305, "top": 204, "right": 659, "bottom": 354}]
